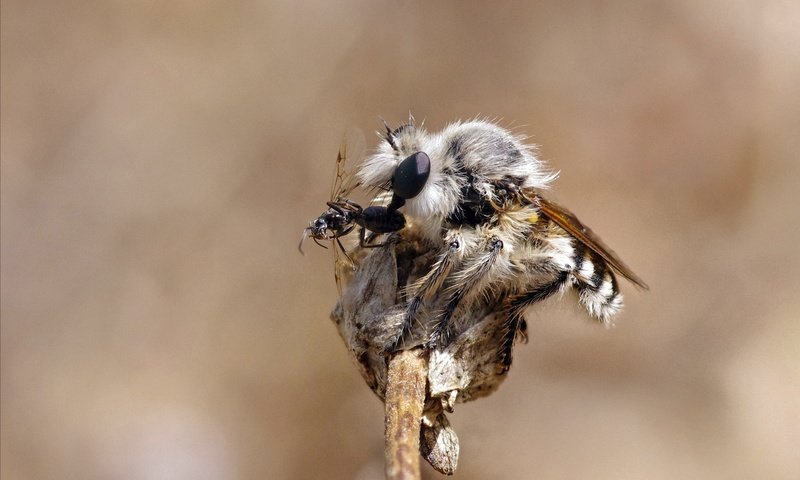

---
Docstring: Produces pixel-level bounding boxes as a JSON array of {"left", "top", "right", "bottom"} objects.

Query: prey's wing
[
  {"left": 334, "top": 238, "right": 345, "bottom": 297},
  {"left": 527, "top": 190, "right": 649, "bottom": 289},
  {"left": 331, "top": 129, "right": 367, "bottom": 295},
  {"left": 331, "top": 128, "right": 366, "bottom": 202}
]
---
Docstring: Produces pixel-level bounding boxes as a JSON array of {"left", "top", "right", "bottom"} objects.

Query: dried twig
[{"left": 384, "top": 348, "right": 427, "bottom": 480}]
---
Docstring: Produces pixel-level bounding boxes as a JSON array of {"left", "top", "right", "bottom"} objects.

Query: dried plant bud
[
  {"left": 330, "top": 239, "right": 402, "bottom": 396},
  {"left": 330, "top": 229, "right": 514, "bottom": 473},
  {"left": 420, "top": 408, "right": 459, "bottom": 475},
  {"left": 331, "top": 232, "right": 511, "bottom": 403}
]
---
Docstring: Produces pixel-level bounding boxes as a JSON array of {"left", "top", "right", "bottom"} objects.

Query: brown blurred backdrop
[{"left": 2, "top": 1, "right": 799, "bottom": 479}]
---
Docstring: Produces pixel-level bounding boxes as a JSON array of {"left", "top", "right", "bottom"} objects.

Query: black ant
[{"left": 299, "top": 151, "right": 430, "bottom": 255}]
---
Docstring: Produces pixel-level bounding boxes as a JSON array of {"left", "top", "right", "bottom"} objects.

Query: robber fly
[
  {"left": 359, "top": 117, "right": 648, "bottom": 370},
  {"left": 299, "top": 134, "right": 432, "bottom": 288}
]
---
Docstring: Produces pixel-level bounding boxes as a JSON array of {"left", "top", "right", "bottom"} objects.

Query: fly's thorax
[{"left": 436, "top": 121, "right": 557, "bottom": 191}]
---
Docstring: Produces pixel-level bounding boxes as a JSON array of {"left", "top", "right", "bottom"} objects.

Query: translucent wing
[
  {"left": 330, "top": 149, "right": 355, "bottom": 202},
  {"left": 525, "top": 189, "right": 649, "bottom": 289},
  {"left": 331, "top": 128, "right": 366, "bottom": 202},
  {"left": 339, "top": 128, "right": 393, "bottom": 209},
  {"left": 330, "top": 129, "right": 366, "bottom": 296},
  {"left": 333, "top": 239, "right": 345, "bottom": 297}
]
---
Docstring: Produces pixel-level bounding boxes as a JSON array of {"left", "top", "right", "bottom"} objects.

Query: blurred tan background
[{"left": 2, "top": 1, "right": 799, "bottom": 479}]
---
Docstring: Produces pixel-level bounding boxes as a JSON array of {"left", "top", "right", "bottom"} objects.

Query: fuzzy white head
[{"left": 358, "top": 119, "right": 557, "bottom": 241}]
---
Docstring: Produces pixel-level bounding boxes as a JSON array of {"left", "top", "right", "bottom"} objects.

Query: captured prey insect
[
  {"left": 298, "top": 134, "right": 432, "bottom": 286},
  {"left": 358, "top": 118, "right": 648, "bottom": 370}
]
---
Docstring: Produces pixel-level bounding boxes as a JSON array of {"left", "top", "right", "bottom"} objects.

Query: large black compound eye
[{"left": 391, "top": 152, "right": 431, "bottom": 200}]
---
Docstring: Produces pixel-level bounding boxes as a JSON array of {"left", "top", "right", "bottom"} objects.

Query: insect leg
[
  {"left": 430, "top": 236, "right": 505, "bottom": 347},
  {"left": 390, "top": 232, "right": 464, "bottom": 350},
  {"left": 327, "top": 201, "right": 359, "bottom": 216},
  {"left": 335, "top": 237, "right": 354, "bottom": 264},
  {"left": 359, "top": 227, "right": 386, "bottom": 248},
  {"left": 337, "top": 223, "right": 356, "bottom": 238},
  {"left": 497, "top": 271, "right": 571, "bottom": 372},
  {"left": 340, "top": 198, "right": 364, "bottom": 211}
]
